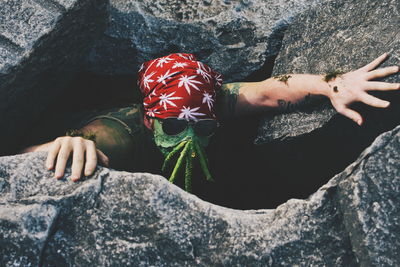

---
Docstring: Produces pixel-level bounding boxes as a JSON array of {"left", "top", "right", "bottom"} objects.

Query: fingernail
[
  {"left": 358, "top": 120, "right": 362, "bottom": 126},
  {"left": 386, "top": 102, "right": 391, "bottom": 107}
]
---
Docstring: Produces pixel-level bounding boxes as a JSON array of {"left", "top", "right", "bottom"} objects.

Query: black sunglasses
[{"left": 156, "top": 117, "right": 219, "bottom": 137}]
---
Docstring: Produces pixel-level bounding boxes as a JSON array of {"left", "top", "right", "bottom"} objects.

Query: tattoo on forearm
[
  {"left": 323, "top": 70, "right": 345, "bottom": 82},
  {"left": 219, "top": 83, "right": 242, "bottom": 119},
  {"left": 273, "top": 74, "right": 292, "bottom": 85},
  {"left": 277, "top": 93, "right": 325, "bottom": 112}
]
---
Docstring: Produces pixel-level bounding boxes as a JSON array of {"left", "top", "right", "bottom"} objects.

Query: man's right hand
[{"left": 45, "top": 136, "right": 109, "bottom": 181}]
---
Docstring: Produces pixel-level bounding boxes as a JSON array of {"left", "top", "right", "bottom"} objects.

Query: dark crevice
[{"left": 18, "top": 72, "right": 140, "bottom": 149}]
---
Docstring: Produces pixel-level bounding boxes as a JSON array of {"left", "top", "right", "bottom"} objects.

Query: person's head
[
  {"left": 137, "top": 53, "right": 223, "bottom": 190},
  {"left": 138, "top": 53, "right": 223, "bottom": 156}
]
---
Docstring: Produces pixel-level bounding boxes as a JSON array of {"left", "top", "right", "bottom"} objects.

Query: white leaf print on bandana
[
  {"left": 142, "top": 72, "right": 156, "bottom": 90},
  {"left": 202, "top": 92, "right": 214, "bottom": 111},
  {"left": 178, "top": 106, "right": 206, "bottom": 121},
  {"left": 156, "top": 69, "right": 180, "bottom": 85},
  {"left": 159, "top": 92, "right": 183, "bottom": 110},
  {"left": 178, "top": 75, "right": 203, "bottom": 95},
  {"left": 156, "top": 56, "right": 173, "bottom": 68}
]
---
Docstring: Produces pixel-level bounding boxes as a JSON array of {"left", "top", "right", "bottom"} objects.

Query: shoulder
[{"left": 215, "top": 83, "right": 243, "bottom": 122}]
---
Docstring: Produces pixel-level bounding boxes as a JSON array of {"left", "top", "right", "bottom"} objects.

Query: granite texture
[
  {"left": 85, "top": 0, "right": 333, "bottom": 82},
  {"left": 1, "top": 125, "right": 399, "bottom": 266}
]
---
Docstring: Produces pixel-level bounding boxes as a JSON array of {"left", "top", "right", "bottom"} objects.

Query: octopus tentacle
[
  {"left": 162, "top": 140, "right": 188, "bottom": 172},
  {"left": 184, "top": 142, "right": 193, "bottom": 192},
  {"left": 169, "top": 140, "right": 190, "bottom": 184},
  {"left": 193, "top": 141, "right": 214, "bottom": 182}
]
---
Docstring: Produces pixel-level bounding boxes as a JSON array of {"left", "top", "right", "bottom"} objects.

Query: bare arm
[{"left": 226, "top": 53, "right": 399, "bottom": 125}]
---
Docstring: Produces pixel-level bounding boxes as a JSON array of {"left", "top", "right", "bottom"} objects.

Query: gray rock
[
  {"left": 0, "top": 0, "right": 107, "bottom": 154},
  {"left": 255, "top": 0, "right": 400, "bottom": 144},
  {"left": 85, "top": 0, "right": 333, "bottom": 82},
  {"left": 335, "top": 127, "right": 400, "bottom": 265},
  {"left": 1, "top": 124, "right": 400, "bottom": 265}
]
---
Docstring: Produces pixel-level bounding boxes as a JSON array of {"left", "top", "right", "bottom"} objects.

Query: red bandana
[{"left": 138, "top": 53, "right": 223, "bottom": 121}]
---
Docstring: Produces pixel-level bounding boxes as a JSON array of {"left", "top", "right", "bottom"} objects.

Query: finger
[
  {"left": 364, "top": 81, "right": 400, "bottom": 91},
  {"left": 55, "top": 141, "right": 72, "bottom": 179},
  {"left": 96, "top": 149, "right": 109, "bottom": 167},
  {"left": 84, "top": 141, "right": 98, "bottom": 176},
  {"left": 338, "top": 107, "right": 363, "bottom": 125},
  {"left": 70, "top": 139, "right": 85, "bottom": 181},
  {"left": 360, "top": 53, "right": 388, "bottom": 71},
  {"left": 366, "top": 66, "right": 399, "bottom": 80},
  {"left": 359, "top": 93, "right": 390, "bottom": 108},
  {"left": 46, "top": 139, "right": 61, "bottom": 170}
]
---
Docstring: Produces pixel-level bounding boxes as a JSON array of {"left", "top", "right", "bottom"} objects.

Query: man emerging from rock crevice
[{"left": 21, "top": 52, "right": 400, "bottom": 192}]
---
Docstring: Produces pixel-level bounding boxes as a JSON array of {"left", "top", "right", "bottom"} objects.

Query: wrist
[
  {"left": 319, "top": 70, "right": 346, "bottom": 99},
  {"left": 315, "top": 74, "right": 332, "bottom": 97}
]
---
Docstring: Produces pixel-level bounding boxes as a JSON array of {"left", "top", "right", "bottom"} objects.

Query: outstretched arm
[{"left": 223, "top": 53, "right": 399, "bottom": 125}]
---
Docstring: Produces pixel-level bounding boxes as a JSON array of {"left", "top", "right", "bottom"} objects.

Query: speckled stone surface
[
  {"left": 85, "top": 0, "right": 333, "bottom": 82},
  {"left": 1, "top": 125, "right": 399, "bottom": 266}
]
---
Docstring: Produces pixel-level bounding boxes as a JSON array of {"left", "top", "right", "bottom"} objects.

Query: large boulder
[
  {"left": 0, "top": 0, "right": 107, "bottom": 155},
  {"left": 255, "top": 0, "right": 400, "bottom": 144},
  {"left": 1, "top": 124, "right": 399, "bottom": 266},
  {"left": 85, "top": 0, "right": 333, "bottom": 82}
]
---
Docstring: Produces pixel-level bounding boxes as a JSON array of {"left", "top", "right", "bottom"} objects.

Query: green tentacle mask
[{"left": 153, "top": 119, "right": 214, "bottom": 192}]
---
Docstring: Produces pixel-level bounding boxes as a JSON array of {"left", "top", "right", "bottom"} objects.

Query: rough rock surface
[
  {"left": 256, "top": 0, "right": 400, "bottom": 144},
  {"left": 1, "top": 124, "right": 399, "bottom": 266},
  {"left": 85, "top": 0, "right": 333, "bottom": 82},
  {"left": 0, "top": 0, "right": 107, "bottom": 154}
]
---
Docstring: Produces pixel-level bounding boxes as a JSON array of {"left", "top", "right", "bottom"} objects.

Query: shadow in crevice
[
  {"left": 18, "top": 73, "right": 141, "bottom": 151},
  {"left": 200, "top": 89, "right": 400, "bottom": 209}
]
